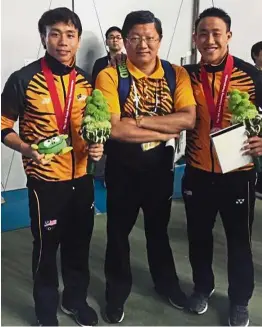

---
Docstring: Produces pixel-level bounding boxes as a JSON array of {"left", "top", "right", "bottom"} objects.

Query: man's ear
[
  {"left": 78, "top": 36, "right": 81, "bottom": 49},
  {"left": 40, "top": 34, "right": 46, "bottom": 49},
  {"left": 227, "top": 31, "right": 232, "bottom": 43}
]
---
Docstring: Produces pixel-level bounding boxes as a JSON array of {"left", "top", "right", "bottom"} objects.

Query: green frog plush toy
[{"left": 31, "top": 134, "right": 73, "bottom": 160}]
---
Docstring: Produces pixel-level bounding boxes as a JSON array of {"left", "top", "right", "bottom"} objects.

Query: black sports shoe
[
  {"left": 188, "top": 289, "right": 215, "bottom": 314},
  {"left": 229, "top": 305, "right": 249, "bottom": 327},
  {"left": 103, "top": 304, "right": 125, "bottom": 324},
  {"left": 61, "top": 301, "right": 98, "bottom": 326},
  {"left": 155, "top": 285, "right": 187, "bottom": 310}
]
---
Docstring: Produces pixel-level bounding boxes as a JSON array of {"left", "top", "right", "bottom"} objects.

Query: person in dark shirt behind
[
  {"left": 251, "top": 41, "right": 262, "bottom": 199},
  {"left": 92, "top": 26, "right": 124, "bottom": 84}
]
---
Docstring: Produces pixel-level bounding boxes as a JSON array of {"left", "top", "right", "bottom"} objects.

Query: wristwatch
[{"left": 136, "top": 115, "right": 143, "bottom": 128}]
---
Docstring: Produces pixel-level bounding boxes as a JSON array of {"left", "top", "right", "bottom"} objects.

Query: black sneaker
[
  {"left": 188, "top": 289, "right": 214, "bottom": 314},
  {"left": 104, "top": 304, "right": 125, "bottom": 324},
  {"left": 155, "top": 285, "right": 187, "bottom": 310},
  {"left": 229, "top": 305, "right": 249, "bottom": 327},
  {"left": 61, "top": 301, "right": 98, "bottom": 326}
]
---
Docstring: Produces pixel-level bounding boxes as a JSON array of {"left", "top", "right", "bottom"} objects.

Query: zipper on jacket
[
  {"left": 60, "top": 76, "right": 75, "bottom": 180},
  {"left": 210, "top": 72, "right": 216, "bottom": 173}
]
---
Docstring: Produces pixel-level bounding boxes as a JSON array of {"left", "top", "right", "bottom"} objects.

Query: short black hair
[
  {"left": 195, "top": 7, "right": 231, "bottom": 32},
  {"left": 105, "top": 26, "right": 122, "bottom": 39},
  {"left": 251, "top": 41, "right": 262, "bottom": 62},
  {"left": 38, "top": 7, "right": 82, "bottom": 37},
  {"left": 122, "top": 10, "right": 162, "bottom": 39}
]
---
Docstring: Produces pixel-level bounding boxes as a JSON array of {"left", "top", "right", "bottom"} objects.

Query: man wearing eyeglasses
[
  {"left": 96, "top": 10, "right": 196, "bottom": 323},
  {"left": 92, "top": 26, "right": 124, "bottom": 85}
]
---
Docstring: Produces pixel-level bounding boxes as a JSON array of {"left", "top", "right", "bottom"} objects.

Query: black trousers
[
  {"left": 182, "top": 165, "right": 256, "bottom": 306},
  {"left": 256, "top": 172, "right": 262, "bottom": 193},
  {"left": 104, "top": 159, "right": 180, "bottom": 307},
  {"left": 28, "top": 174, "right": 94, "bottom": 321}
]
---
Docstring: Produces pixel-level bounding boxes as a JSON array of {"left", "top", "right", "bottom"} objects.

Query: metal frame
[{"left": 191, "top": 0, "right": 200, "bottom": 64}]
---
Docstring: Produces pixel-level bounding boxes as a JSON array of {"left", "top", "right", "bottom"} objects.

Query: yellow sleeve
[
  {"left": 1, "top": 115, "right": 15, "bottom": 130},
  {"left": 173, "top": 65, "right": 196, "bottom": 111},
  {"left": 95, "top": 67, "right": 120, "bottom": 114}
]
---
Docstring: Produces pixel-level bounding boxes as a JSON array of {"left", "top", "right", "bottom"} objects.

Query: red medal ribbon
[
  {"left": 201, "top": 54, "right": 234, "bottom": 130},
  {"left": 41, "top": 57, "right": 76, "bottom": 134}
]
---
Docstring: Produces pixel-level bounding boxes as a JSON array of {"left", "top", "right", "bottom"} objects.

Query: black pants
[
  {"left": 104, "top": 160, "right": 179, "bottom": 307},
  {"left": 28, "top": 175, "right": 94, "bottom": 321},
  {"left": 182, "top": 165, "right": 256, "bottom": 306},
  {"left": 256, "top": 172, "right": 262, "bottom": 193}
]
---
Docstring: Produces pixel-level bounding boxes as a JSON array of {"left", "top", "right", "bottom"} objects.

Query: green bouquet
[
  {"left": 228, "top": 89, "right": 262, "bottom": 172},
  {"left": 80, "top": 89, "right": 111, "bottom": 174}
]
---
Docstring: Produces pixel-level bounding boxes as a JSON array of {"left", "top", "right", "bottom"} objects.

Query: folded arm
[
  {"left": 137, "top": 105, "right": 196, "bottom": 134},
  {"left": 110, "top": 114, "right": 178, "bottom": 143}
]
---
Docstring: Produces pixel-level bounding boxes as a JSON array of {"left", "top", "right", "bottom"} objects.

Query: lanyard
[
  {"left": 132, "top": 79, "right": 159, "bottom": 117},
  {"left": 201, "top": 54, "right": 233, "bottom": 129},
  {"left": 41, "top": 57, "right": 76, "bottom": 134}
]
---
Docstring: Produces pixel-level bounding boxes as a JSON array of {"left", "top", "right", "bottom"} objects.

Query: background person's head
[
  {"left": 38, "top": 7, "right": 82, "bottom": 65},
  {"left": 194, "top": 7, "right": 232, "bottom": 65},
  {"left": 251, "top": 41, "right": 262, "bottom": 69},
  {"left": 122, "top": 10, "right": 162, "bottom": 68},
  {"left": 105, "top": 26, "right": 124, "bottom": 54}
]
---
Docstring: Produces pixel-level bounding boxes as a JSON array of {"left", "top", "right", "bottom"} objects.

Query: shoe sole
[
  {"left": 168, "top": 298, "right": 185, "bottom": 310},
  {"left": 103, "top": 311, "right": 125, "bottom": 324},
  {"left": 192, "top": 302, "right": 208, "bottom": 315},
  {"left": 190, "top": 289, "right": 215, "bottom": 315},
  {"left": 155, "top": 287, "right": 186, "bottom": 310},
  {"left": 228, "top": 318, "right": 249, "bottom": 327},
  {"left": 61, "top": 305, "right": 95, "bottom": 327}
]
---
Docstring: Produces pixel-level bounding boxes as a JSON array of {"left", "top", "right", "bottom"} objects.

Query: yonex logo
[{"left": 236, "top": 199, "right": 245, "bottom": 204}]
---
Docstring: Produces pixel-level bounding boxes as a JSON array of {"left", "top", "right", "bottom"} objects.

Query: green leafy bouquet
[
  {"left": 228, "top": 89, "right": 262, "bottom": 172},
  {"left": 80, "top": 89, "right": 111, "bottom": 174}
]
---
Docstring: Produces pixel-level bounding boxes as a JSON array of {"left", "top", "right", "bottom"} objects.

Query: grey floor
[{"left": 1, "top": 199, "right": 262, "bottom": 326}]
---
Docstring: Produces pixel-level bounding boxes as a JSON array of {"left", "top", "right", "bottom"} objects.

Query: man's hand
[
  {"left": 20, "top": 142, "right": 51, "bottom": 165},
  {"left": 121, "top": 117, "right": 179, "bottom": 140},
  {"left": 121, "top": 117, "right": 136, "bottom": 125},
  {"left": 244, "top": 136, "right": 262, "bottom": 157},
  {"left": 88, "top": 143, "right": 104, "bottom": 161}
]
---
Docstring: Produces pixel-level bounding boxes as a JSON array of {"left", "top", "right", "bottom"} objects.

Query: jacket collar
[
  {"left": 44, "top": 52, "right": 75, "bottom": 75},
  {"left": 201, "top": 53, "right": 229, "bottom": 73}
]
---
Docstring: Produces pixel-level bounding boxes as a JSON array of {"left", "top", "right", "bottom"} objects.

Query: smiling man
[
  {"left": 183, "top": 7, "right": 262, "bottom": 326},
  {"left": 1, "top": 7, "right": 103, "bottom": 326},
  {"left": 96, "top": 10, "right": 196, "bottom": 324}
]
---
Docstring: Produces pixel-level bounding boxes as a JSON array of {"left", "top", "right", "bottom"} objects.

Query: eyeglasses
[
  {"left": 126, "top": 36, "right": 160, "bottom": 46},
  {"left": 107, "top": 36, "right": 123, "bottom": 41}
]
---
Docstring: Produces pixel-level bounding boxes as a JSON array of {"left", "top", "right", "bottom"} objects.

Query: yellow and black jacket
[
  {"left": 1, "top": 53, "right": 92, "bottom": 182},
  {"left": 184, "top": 56, "right": 262, "bottom": 173}
]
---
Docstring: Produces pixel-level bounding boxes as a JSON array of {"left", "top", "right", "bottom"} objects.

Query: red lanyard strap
[
  {"left": 41, "top": 58, "right": 76, "bottom": 134},
  {"left": 201, "top": 54, "right": 234, "bottom": 129}
]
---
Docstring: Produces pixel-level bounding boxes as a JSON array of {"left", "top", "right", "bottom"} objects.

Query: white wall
[
  {"left": 1, "top": 0, "right": 194, "bottom": 191},
  {"left": 75, "top": 0, "right": 194, "bottom": 77},
  {"left": 199, "top": 0, "right": 262, "bottom": 64}
]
